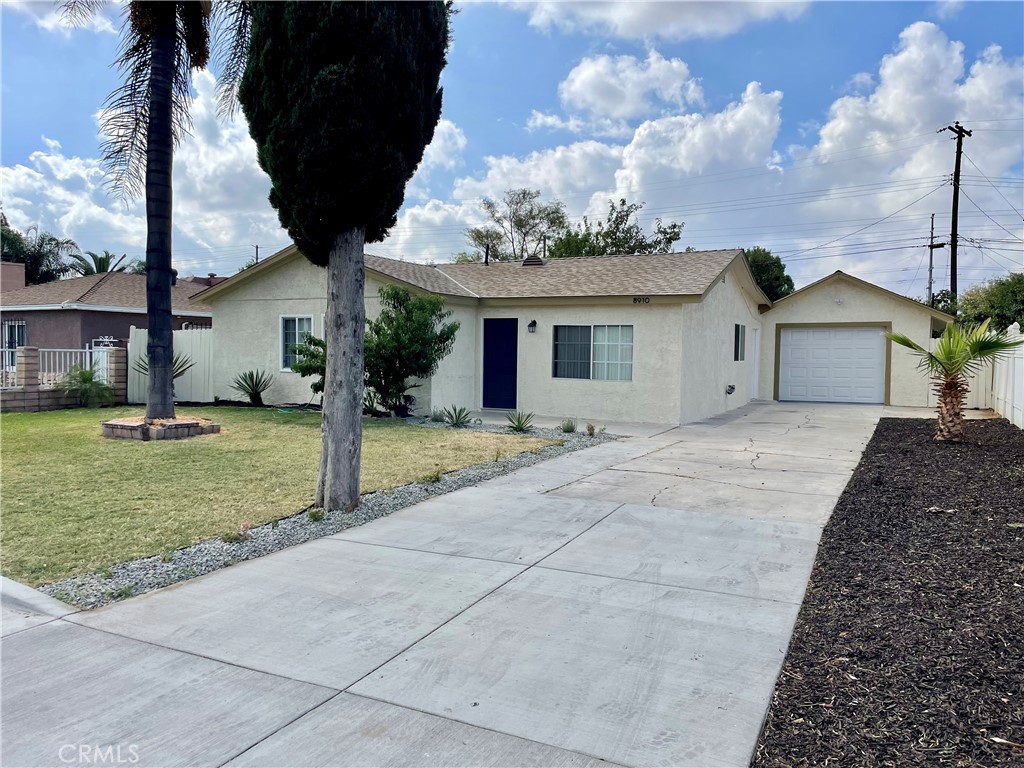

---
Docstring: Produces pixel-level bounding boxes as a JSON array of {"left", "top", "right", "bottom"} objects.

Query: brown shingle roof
[
  {"left": 433, "top": 250, "right": 743, "bottom": 298},
  {"left": 0, "top": 273, "right": 212, "bottom": 312},
  {"left": 364, "top": 255, "right": 475, "bottom": 298}
]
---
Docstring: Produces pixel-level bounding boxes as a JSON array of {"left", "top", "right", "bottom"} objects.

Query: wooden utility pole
[
  {"left": 927, "top": 212, "right": 947, "bottom": 307},
  {"left": 939, "top": 121, "right": 971, "bottom": 299},
  {"left": 251, "top": 244, "right": 260, "bottom": 264}
]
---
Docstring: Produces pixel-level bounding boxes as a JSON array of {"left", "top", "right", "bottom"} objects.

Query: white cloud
[
  {"left": 4, "top": 0, "right": 118, "bottom": 36},
  {"left": 513, "top": 1, "right": 809, "bottom": 40},
  {"left": 526, "top": 110, "right": 633, "bottom": 139},
  {"left": 383, "top": 21, "right": 1022, "bottom": 301},
  {"left": 2, "top": 70, "right": 287, "bottom": 276},
  {"left": 406, "top": 120, "right": 468, "bottom": 200},
  {"left": 934, "top": 0, "right": 965, "bottom": 21},
  {"left": 558, "top": 51, "right": 704, "bottom": 120}
]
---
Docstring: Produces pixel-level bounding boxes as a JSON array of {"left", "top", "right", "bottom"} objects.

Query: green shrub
[
  {"left": 307, "top": 508, "right": 325, "bottom": 522},
  {"left": 442, "top": 405, "right": 473, "bottom": 428},
  {"left": 430, "top": 407, "right": 446, "bottom": 422},
  {"left": 560, "top": 418, "right": 577, "bottom": 433},
  {"left": 506, "top": 410, "right": 535, "bottom": 433},
  {"left": 230, "top": 369, "right": 275, "bottom": 406},
  {"left": 58, "top": 364, "right": 115, "bottom": 407}
]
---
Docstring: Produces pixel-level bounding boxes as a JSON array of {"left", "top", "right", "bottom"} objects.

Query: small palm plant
[
  {"left": 58, "top": 363, "right": 115, "bottom": 408},
  {"left": 887, "top": 319, "right": 1024, "bottom": 441},
  {"left": 506, "top": 410, "right": 535, "bottom": 433},
  {"left": 133, "top": 352, "right": 195, "bottom": 380}
]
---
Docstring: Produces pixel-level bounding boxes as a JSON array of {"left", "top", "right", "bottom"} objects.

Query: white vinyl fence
[
  {"left": 128, "top": 326, "right": 214, "bottom": 403},
  {"left": 991, "top": 323, "right": 1023, "bottom": 429}
]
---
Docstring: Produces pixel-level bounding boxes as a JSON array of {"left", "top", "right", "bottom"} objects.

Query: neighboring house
[
  {"left": 759, "top": 271, "right": 953, "bottom": 406},
  {"left": 0, "top": 272, "right": 213, "bottom": 352},
  {"left": 190, "top": 246, "right": 952, "bottom": 424},
  {"left": 193, "top": 245, "right": 769, "bottom": 423}
]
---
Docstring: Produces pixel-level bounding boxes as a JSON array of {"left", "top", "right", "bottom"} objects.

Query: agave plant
[
  {"left": 442, "top": 405, "right": 473, "bottom": 428},
  {"left": 506, "top": 410, "right": 535, "bottom": 433},
  {"left": 132, "top": 352, "right": 195, "bottom": 380},
  {"left": 230, "top": 369, "right": 274, "bottom": 407},
  {"left": 887, "top": 318, "right": 1023, "bottom": 441}
]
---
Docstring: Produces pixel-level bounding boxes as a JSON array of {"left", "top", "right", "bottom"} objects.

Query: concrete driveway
[{"left": 1, "top": 402, "right": 881, "bottom": 768}]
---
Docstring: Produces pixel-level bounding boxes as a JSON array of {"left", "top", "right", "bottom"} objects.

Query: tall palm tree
[
  {"left": 887, "top": 319, "right": 1024, "bottom": 441},
  {"left": 62, "top": 0, "right": 251, "bottom": 420},
  {"left": 68, "top": 250, "right": 128, "bottom": 276}
]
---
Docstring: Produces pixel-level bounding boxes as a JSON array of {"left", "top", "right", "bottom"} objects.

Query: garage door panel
[{"left": 780, "top": 327, "right": 886, "bottom": 404}]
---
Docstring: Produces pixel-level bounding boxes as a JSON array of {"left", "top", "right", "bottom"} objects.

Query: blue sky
[{"left": 2, "top": 1, "right": 1022, "bottom": 296}]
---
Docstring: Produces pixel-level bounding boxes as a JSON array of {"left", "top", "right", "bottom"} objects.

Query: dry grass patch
[{"left": 1, "top": 407, "right": 554, "bottom": 585}]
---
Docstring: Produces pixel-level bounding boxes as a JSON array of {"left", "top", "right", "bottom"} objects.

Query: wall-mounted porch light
[{"left": 528, "top": 320, "right": 538, "bottom": 333}]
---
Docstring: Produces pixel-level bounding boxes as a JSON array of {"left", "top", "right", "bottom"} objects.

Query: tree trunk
[
  {"left": 144, "top": 8, "right": 177, "bottom": 422},
  {"left": 934, "top": 375, "right": 968, "bottom": 441},
  {"left": 317, "top": 228, "right": 366, "bottom": 512}
]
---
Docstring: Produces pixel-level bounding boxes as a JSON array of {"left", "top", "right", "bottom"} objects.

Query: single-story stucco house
[{"left": 189, "top": 245, "right": 952, "bottom": 424}]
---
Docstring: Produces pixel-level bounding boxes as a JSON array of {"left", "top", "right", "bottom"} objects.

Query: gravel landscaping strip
[
  {"left": 42, "top": 422, "right": 614, "bottom": 609},
  {"left": 754, "top": 418, "right": 1024, "bottom": 768}
]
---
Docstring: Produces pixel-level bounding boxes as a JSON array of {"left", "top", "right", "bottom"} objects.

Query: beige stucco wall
[
  {"left": 758, "top": 275, "right": 946, "bottom": 406},
  {"left": 679, "top": 265, "right": 765, "bottom": 424},
  {"left": 475, "top": 298, "right": 683, "bottom": 425},
  {"left": 208, "top": 255, "right": 474, "bottom": 411}
]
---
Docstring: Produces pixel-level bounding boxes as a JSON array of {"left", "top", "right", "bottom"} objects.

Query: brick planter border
[{"left": 101, "top": 419, "right": 221, "bottom": 441}]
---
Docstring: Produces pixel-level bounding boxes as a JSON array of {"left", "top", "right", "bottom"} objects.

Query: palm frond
[
  {"left": 211, "top": 0, "right": 253, "bottom": 117},
  {"left": 60, "top": 0, "right": 107, "bottom": 27},
  {"left": 99, "top": 3, "right": 203, "bottom": 201}
]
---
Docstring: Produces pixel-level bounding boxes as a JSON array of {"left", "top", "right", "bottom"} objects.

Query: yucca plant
[
  {"left": 58, "top": 363, "right": 115, "bottom": 408},
  {"left": 887, "top": 318, "right": 1024, "bottom": 441},
  {"left": 230, "top": 369, "right": 275, "bottom": 407},
  {"left": 442, "top": 405, "right": 473, "bottom": 428},
  {"left": 133, "top": 352, "right": 195, "bottom": 380},
  {"left": 560, "top": 417, "right": 577, "bottom": 433},
  {"left": 506, "top": 410, "right": 535, "bottom": 433}
]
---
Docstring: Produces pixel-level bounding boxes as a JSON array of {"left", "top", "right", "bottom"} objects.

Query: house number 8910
[{"left": 633, "top": 296, "right": 650, "bottom": 304}]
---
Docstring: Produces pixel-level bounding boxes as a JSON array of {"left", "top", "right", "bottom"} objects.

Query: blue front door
[{"left": 482, "top": 318, "right": 518, "bottom": 409}]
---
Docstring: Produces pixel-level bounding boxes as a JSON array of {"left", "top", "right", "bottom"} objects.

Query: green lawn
[{"left": 1, "top": 407, "right": 555, "bottom": 586}]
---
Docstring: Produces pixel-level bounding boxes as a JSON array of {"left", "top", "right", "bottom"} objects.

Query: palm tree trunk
[
  {"left": 144, "top": 6, "right": 177, "bottom": 421},
  {"left": 934, "top": 375, "right": 968, "bottom": 441},
  {"left": 317, "top": 228, "right": 366, "bottom": 512}
]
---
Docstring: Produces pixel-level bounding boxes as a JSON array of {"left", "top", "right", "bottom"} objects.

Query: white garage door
[{"left": 779, "top": 327, "right": 886, "bottom": 403}]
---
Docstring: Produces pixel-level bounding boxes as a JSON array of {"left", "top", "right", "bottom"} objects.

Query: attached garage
[
  {"left": 778, "top": 326, "right": 887, "bottom": 403},
  {"left": 758, "top": 272, "right": 952, "bottom": 407}
]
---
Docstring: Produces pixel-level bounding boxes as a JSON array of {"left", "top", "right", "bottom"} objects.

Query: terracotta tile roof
[
  {"left": 0, "top": 273, "right": 212, "bottom": 312},
  {"left": 365, "top": 249, "right": 744, "bottom": 299}
]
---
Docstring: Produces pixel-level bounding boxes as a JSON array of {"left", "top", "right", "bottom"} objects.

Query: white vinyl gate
[{"left": 128, "top": 326, "right": 214, "bottom": 403}]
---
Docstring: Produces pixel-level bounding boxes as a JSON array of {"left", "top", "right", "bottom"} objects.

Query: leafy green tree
[
  {"left": 291, "top": 335, "right": 327, "bottom": 395},
  {"left": 957, "top": 274, "right": 1024, "bottom": 331},
  {"left": 239, "top": 1, "right": 451, "bottom": 512},
  {"left": 745, "top": 246, "right": 794, "bottom": 301},
  {"left": 457, "top": 189, "right": 568, "bottom": 263},
  {"left": 64, "top": 1, "right": 251, "bottom": 421},
  {"left": 929, "top": 288, "right": 957, "bottom": 315},
  {"left": 69, "top": 250, "right": 128, "bottom": 276},
  {"left": 365, "top": 286, "right": 459, "bottom": 415},
  {"left": 887, "top": 319, "right": 1023, "bottom": 441},
  {"left": 1, "top": 215, "right": 77, "bottom": 285},
  {"left": 549, "top": 199, "right": 682, "bottom": 259}
]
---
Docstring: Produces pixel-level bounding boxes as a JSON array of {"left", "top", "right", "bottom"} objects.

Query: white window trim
[
  {"left": 280, "top": 315, "right": 313, "bottom": 372},
  {"left": 552, "top": 323, "right": 634, "bottom": 382}
]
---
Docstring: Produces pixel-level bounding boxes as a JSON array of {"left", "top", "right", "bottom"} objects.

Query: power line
[
  {"left": 962, "top": 152, "right": 1024, "bottom": 220},
  {"left": 958, "top": 187, "right": 1024, "bottom": 242}
]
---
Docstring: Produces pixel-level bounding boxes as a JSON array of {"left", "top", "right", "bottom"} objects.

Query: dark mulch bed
[{"left": 753, "top": 418, "right": 1024, "bottom": 768}]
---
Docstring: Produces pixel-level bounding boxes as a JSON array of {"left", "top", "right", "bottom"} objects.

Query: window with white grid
[
  {"left": 592, "top": 325, "right": 633, "bottom": 381},
  {"left": 281, "top": 316, "right": 312, "bottom": 370}
]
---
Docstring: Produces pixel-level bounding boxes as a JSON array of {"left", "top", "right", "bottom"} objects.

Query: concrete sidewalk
[{"left": 1, "top": 402, "right": 881, "bottom": 768}]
